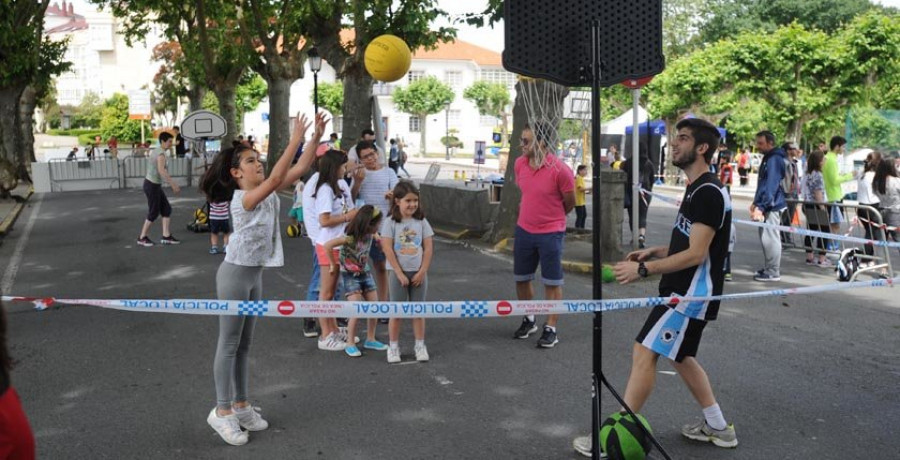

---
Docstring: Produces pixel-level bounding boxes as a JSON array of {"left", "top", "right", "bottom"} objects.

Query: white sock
[
  {"left": 545, "top": 325, "right": 556, "bottom": 332},
  {"left": 415, "top": 340, "right": 425, "bottom": 348},
  {"left": 233, "top": 404, "right": 251, "bottom": 413},
  {"left": 525, "top": 315, "right": 535, "bottom": 323},
  {"left": 703, "top": 404, "right": 727, "bottom": 431},
  {"left": 389, "top": 341, "right": 399, "bottom": 350}
]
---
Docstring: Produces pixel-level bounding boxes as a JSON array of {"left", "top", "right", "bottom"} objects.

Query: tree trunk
[
  {"left": 488, "top": 80, "right": 567, "bottom": 244},
  {"left": 20, "top": 85, "right": 38, "bottom": 167},
  {"left": 419, "top": 112, "right": 428, "bottom": 157},
  {"left": 0, "top": 87, "right": 25, "bottom": 164},
  {"left": 488, "top": 89, "right": 528, "bottom": 244},
  {"left": 265, "top": 77, "right": 294, "bottom": 171},
  {"left": 785, "top": 118, "right": 803, "bottom": 144},
  {"left": 213, "top": 83, "right": 239, "bottom": 148},
  {"left": 187, "top": 82, "right": 206, "bottom": 113},
  {"left": 340, "top": 68, "right": 374, "bottom": 151}
]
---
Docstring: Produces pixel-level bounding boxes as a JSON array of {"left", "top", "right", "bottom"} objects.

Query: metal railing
[
  {"left": 784, "top": 199, "right": 894, "bottom": 281},
  {"left": 47, "top": 158, "right": 120, "bottom": 191}
]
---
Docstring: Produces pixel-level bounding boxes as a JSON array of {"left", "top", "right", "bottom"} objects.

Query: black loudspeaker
[{"left": 503, "top": 0, "right": 664, "bottom": 86}]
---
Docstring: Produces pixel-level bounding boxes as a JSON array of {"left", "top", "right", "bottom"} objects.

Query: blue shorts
[
  {"left": 208, "top": 218, "right": 230, "bottom": 235},
  {"left": 369, "top": 239, "right": 386, "bottom": 264},
  {"left": 341, "top": 271, "right": 377, "bottom": 298},
  {"left": 513, "top": 226, "right": 565, "bottom": 286}
]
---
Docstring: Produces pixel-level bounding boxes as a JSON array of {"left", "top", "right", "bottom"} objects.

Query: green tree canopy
[
  {"left": 312, "top": 81, "right": 344, "bottom": 116},
  {"left": 463, "top": 80, "right": 510, "bottom": 146},
  {"left": 100, "top": 93, "right": 143, "bottom": 143},
  {"left": 393, "top": 76, "right": 454, "bottom": 155}
]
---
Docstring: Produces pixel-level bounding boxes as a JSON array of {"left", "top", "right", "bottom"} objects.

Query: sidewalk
[{"left": 0, "top": 183, "right": 34, "bottom": 237}]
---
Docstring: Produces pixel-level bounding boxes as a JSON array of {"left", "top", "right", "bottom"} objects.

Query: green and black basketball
[{"left": 600, "top": 412, "right": 652, "bottom": 460}]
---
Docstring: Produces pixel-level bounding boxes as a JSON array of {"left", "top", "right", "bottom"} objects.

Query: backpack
[
  {"left": 836, "top": 248, "right": 861, "bottom": 282},
  {"left": 781, "top": 158, "right": 799, "bottom": 196}
]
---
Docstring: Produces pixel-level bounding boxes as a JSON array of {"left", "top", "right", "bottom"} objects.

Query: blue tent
[{"left": 625, "top": 120, "right": 726, "bottom": 138}]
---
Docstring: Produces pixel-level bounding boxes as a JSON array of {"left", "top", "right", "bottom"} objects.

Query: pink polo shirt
[{"left": 515, "top": 154, "right": 575, "bottom": 233}]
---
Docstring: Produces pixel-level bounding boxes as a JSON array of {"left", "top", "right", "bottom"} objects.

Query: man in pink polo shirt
[{"left": 512, "top": 122, "right": 576, "bottom": 348}]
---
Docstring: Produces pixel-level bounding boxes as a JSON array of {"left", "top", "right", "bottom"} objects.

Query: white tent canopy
[{"left": 601, "top": 106, "right": 648, "bottom": 134}]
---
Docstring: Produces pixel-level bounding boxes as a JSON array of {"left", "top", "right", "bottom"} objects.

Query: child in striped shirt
[{"left": 208, "top": 200, "right": 231, "bottom": 254}]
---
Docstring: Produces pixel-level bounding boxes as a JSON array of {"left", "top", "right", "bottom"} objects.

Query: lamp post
[
  {"left": 308, "top": 47, "right": 322, "bottom": 115},
  {"left": 445, "top": 103, "right": 451, "bottom": 161}
]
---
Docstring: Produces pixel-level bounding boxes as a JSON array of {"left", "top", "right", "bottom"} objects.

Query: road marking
[
  {"left": 1, "top": 196, "right": 42, "bottom": 294},
  {"left": 658, "top": 370, "right": 677, "bottom": 376}
]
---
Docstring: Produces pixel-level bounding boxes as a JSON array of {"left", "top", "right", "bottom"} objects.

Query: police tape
[
  {"left": 641, "top": 189, "right": 900, "bottom": 249},
  {"left": 3, "top": 276, "right": 897, "bottom": 319}
]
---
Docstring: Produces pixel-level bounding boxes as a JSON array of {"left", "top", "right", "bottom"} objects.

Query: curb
[
  {"left": 0, "top": 187, "right": 35, "bottom": 236},
  {"left": 432, "top": 226, "right": 470, "bottom": 240}
]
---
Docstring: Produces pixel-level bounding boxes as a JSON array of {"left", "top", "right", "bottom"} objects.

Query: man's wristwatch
[{"left": 637, "top": 262, "right": 649, "bottom": 278}]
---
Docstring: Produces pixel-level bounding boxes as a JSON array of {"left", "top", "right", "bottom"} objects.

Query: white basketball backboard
[
  {"left": 181, "top": 110, "right": 227, "bottom": 140},
  {"left": 563, "top": 90, "right": 592, "bottom": 120}
]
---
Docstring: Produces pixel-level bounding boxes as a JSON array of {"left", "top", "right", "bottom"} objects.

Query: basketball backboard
[{"left": 181, "top": 110, "right": 227, "bottom": 140}]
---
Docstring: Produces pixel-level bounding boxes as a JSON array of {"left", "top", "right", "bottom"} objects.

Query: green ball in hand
[{"left": 601, "top": 265, "right": 616, "bottom": 283}]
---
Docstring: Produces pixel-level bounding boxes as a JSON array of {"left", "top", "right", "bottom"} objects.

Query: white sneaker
[
  {"left": 573, "top": 435, "right": 606, "bottom": 458},
  {"left": 387, "top": 347, "right": 401, "bottom": 364},
  {"left": 337, "top": 328, "right": 360, "bottom": 344},
  {"left": 414, "top": 344, "right": 429, "bottom": 362},
  {"left": 318, "top": 332, "right": 347, "bottom": 351},
  {"left": 233, "top": 405, "right": 268, "bottom": 431},
  {"left": 207, "top": 408, "right": 248, "bottom": 446}
]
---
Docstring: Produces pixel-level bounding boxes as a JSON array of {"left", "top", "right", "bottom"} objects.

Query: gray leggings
[
  {"left": 214, "top": 262, "right": 263, "bottom": 409},
  {"left": 388, "top": 271, "right": 428, "bottom": 301}
]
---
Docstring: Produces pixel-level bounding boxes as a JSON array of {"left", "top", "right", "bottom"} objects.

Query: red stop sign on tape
[
  {"left": 277, "top": 301, "right": 295, "bottom": 316},
  {"left": 496, "top": 301, "right": 512, "bottom": 316}
]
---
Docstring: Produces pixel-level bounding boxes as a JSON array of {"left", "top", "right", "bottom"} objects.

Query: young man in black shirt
[{"left": 573, "top": 118, "right": 736, "bottom": 457}]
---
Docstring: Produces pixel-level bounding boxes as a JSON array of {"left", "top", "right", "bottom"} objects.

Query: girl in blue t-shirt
[{"left": 381, "top": 181, "right": 434, "bottom": 364}]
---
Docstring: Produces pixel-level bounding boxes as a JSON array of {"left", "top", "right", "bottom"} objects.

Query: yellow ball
[
  {"left": 365, "top": 34, "right": 412, "bottom": 83},
  {"left": 286, "top": 224, "right": 300, "bottom": 238}
]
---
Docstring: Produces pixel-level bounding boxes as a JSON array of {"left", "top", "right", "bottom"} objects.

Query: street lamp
[
  {"left": 308, "top": 47, "right": 322, "bottom": 115},
  {"left": 445, "top": 103, "right": 451, "bottom": 161}
]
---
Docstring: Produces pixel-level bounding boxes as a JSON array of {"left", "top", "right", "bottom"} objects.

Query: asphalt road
[{"left": 3, "top": 185, "right": 899, "bottom": 459}]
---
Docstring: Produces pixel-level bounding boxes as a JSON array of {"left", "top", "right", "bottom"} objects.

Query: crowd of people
[{"left": 116, "top": 107, "right": 899, "bottom": 453}]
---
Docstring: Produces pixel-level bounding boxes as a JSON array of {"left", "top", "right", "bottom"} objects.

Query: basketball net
[{"left": 517, "top": 77, "right": 593, "bottom": 169}]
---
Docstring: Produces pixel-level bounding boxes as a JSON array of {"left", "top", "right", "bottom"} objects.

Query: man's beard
[{"left": 672, "top": 147, "right": 698, "bottom": 169}]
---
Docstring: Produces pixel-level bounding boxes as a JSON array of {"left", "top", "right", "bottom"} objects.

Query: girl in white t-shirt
[
  {"left": 313, "top": 149, "right": 359, "bottom": 351},
  {"left": 198, "top": 113, "right": 324, "bottom": 446}
]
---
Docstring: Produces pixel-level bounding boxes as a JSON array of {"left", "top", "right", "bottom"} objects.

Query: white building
[
  {"left": 244, "top": 37, "right": 517, "bottom": 155},
  {"left": 45, "top": 1, "right": 164, "bottom": 108}
]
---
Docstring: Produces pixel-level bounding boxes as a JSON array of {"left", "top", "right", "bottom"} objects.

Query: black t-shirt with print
[{"left": 658, "top": 172, "right": 732, "bottom": 321}]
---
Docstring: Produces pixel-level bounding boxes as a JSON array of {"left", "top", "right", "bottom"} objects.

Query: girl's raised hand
[
  {"left": 313, "top": 112, "right": 330, "bottom": 139},
  {"left": 292, "top": 113, "right": 311, "bottom": 143}
]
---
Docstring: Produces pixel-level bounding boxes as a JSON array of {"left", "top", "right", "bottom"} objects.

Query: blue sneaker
[
  {"left": 753, "top": 272, "right": 781, "bottom": 282},
  {"left": 345, "top": 345, "right": 362, "bottom": 357},
  {"left": 364, "top": 340, "right": 388, "bottom": 351},
  {"left": 209, "top": 247, "right": 220, "bottom": 255}
]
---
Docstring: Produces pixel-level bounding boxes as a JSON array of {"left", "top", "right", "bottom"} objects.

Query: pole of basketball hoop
[{"left": 590, "top": 19, "right": 603, "bottom": 460}]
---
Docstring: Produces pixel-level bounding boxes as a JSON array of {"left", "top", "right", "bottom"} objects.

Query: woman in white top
[
  {"left": 873, "top": 154, "right": 900, "bottom": 242},
  {"left": 198, "top": 113, "right": 325, "bottom": 446},
  {"left": 856, "top": 152, "right": 882, "bottom": 257},
  {"left": 313, "top": 149, "right": 360, "bottom": 350}
]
